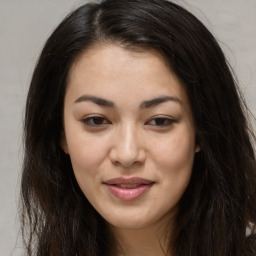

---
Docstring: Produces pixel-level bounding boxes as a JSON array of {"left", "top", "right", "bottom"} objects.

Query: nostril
[{"left": 109, "top": 134, "right": 146, "bottom": 167}]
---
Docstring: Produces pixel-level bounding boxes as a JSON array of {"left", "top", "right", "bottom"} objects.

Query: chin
[
  {"left": 109, "top": 220, "right": 152, "bottom": 230},
  {"left": 102, "top": 211, "right": 166, "bottom": 230}
]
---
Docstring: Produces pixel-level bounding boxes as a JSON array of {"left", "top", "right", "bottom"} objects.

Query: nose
[{"left": 109, "top": 123, "right": 146, "bottom": 167}]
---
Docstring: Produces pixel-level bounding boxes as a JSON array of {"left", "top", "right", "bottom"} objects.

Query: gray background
[{"left": 0, "top": 0, "right": 255, "bottom": 255}]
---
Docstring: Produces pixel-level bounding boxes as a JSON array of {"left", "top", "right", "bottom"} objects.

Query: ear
[
  {"left": 195, "top": 144, "right": 201, "bottom": 153},
  {"left": 195, "top": 135, "right": 201, "bottom": 153},
  {"left": 60, "top": 131, "right": 69, "bottom": 154}
]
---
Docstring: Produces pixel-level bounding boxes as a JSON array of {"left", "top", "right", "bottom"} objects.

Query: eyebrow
[
  {"left": 140, "top": 96, "right": 182, "bottom": 108},
  {"left": 74, "top": 95, "right": 115, "bottom": 107},
  {"left": 74, "top": 95, "right": 181, "bottom": 108}
]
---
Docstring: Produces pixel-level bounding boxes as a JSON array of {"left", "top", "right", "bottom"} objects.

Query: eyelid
[
  {"left": 145, "top": 115, "right": 176, "bottom": 127},
  {"left": 80, "top": 114, "right": 176, "bottom": 128},
  {"left": 81, "top": 114, "right": 111, "bottom": 127}
]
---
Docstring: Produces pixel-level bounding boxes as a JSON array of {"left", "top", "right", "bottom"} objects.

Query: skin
[{"left": 61, "top": 44, "right": 200, "bottom": 256}]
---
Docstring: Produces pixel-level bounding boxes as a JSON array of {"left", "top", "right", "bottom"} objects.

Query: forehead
[
  {"left": 66, "top": 43, "right": 189, "bottom": 106},
  {"left": 69, "top": 43, "right": 172, "bottom": 78}
]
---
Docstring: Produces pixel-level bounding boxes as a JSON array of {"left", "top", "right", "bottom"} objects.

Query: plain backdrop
[{"left": 0, "top": 0, "right": 255, "bottom": 255}]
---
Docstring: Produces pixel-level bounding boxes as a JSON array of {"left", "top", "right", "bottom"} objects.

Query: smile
[
  {"left": 114, "top": 184, "right": 140, "bottom": 188},
  {"left": 103, "top": 177, "right": 154, "bottom": 201}
]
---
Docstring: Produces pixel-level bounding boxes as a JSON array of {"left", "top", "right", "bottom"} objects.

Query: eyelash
[
  {"left": 146, "top": 116, "right": 176, "bottom": 127},
  {"left": 81, "top": 115, "right": 175, "bottom": 128},
  {"left": 81, "top": 115, "right": 111, "bottom": 127}
]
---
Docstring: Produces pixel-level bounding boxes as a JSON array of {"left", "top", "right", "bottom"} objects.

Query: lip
[
  {"left": 103, "top": 177, "right": 154, "bottom": 201},
  {"left": 104, "top": 177, "right": 153, "bottom": 185}
]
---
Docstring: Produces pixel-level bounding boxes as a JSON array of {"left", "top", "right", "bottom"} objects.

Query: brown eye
[
  {"left": 82, "top": 115, "right": 111, "bottom": 127},
  {"left": 147, "top": 117, "right": 175, "bottom": 127}
]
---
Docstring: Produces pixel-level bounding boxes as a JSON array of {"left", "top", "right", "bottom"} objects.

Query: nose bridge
[
  {"left": 119, "top": 121, "right": 138, "bottom": 156},
  {"left": 110, "top": 121, "right": 144, "bottom": 166}
]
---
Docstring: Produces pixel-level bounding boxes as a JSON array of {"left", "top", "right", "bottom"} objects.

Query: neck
[{"left": 109, "top": 215, "right": 174, "bottom": 256}]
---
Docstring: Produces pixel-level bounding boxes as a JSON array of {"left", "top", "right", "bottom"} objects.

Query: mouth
[
  {"left": 103, "top": 177, "right": 155, "bottom": 201},
  {"left": 112, "top": 183, "right": 142, "bottom": 188}
]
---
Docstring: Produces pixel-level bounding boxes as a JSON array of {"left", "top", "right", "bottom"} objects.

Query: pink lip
[{"left": 103, "top": 177, "right": 154, "bottom": 201}]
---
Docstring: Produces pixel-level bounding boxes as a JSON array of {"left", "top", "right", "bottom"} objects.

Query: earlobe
[
  {"left": 195, "top": 144, "right": 201, "bottom": 153},
  {"left": 195, "top": 135, "right": 201, "bottom": 153},
  {"left": 60, "top": 131, "right": 69, "bottom": 154}
]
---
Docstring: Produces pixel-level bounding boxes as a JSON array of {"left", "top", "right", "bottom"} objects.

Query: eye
[
  {"left": 146, "top": 116, "right": 175, "bottom": 127},
  {"left": 81, "top": 115, "right": 111, "bottom": 127}
]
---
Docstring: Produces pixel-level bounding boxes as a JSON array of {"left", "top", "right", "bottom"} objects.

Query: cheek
[
  {"left": 152, "top": 129, "right": 196, "bottom": 190},
  {"left": 67, "top": 129, "right": 106, "bottom": 163},
  {"left": 66, "top": 136, "right": 108, "bottom": 199},
  {"left": 150, "top": 135, "right": 195, "bottom": 212},
  {"left": 154, "top": 134, "right": 195, "bottom": 169},
  {"left": 65, "top": 132, "right": 110, "bottom": 186}
]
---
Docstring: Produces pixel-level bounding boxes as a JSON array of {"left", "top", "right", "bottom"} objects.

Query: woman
[{"left": 20, "top": 0, "right": 256, "bottom": 255}]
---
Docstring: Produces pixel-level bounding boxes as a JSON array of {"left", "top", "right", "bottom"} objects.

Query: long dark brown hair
[{"left": 21, "top": 0, "right": 256, "bottom": 255}]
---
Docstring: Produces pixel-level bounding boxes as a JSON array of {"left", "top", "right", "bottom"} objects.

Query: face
[{"left": 62, "top": 44, "right": 199, "bottom": 230}]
